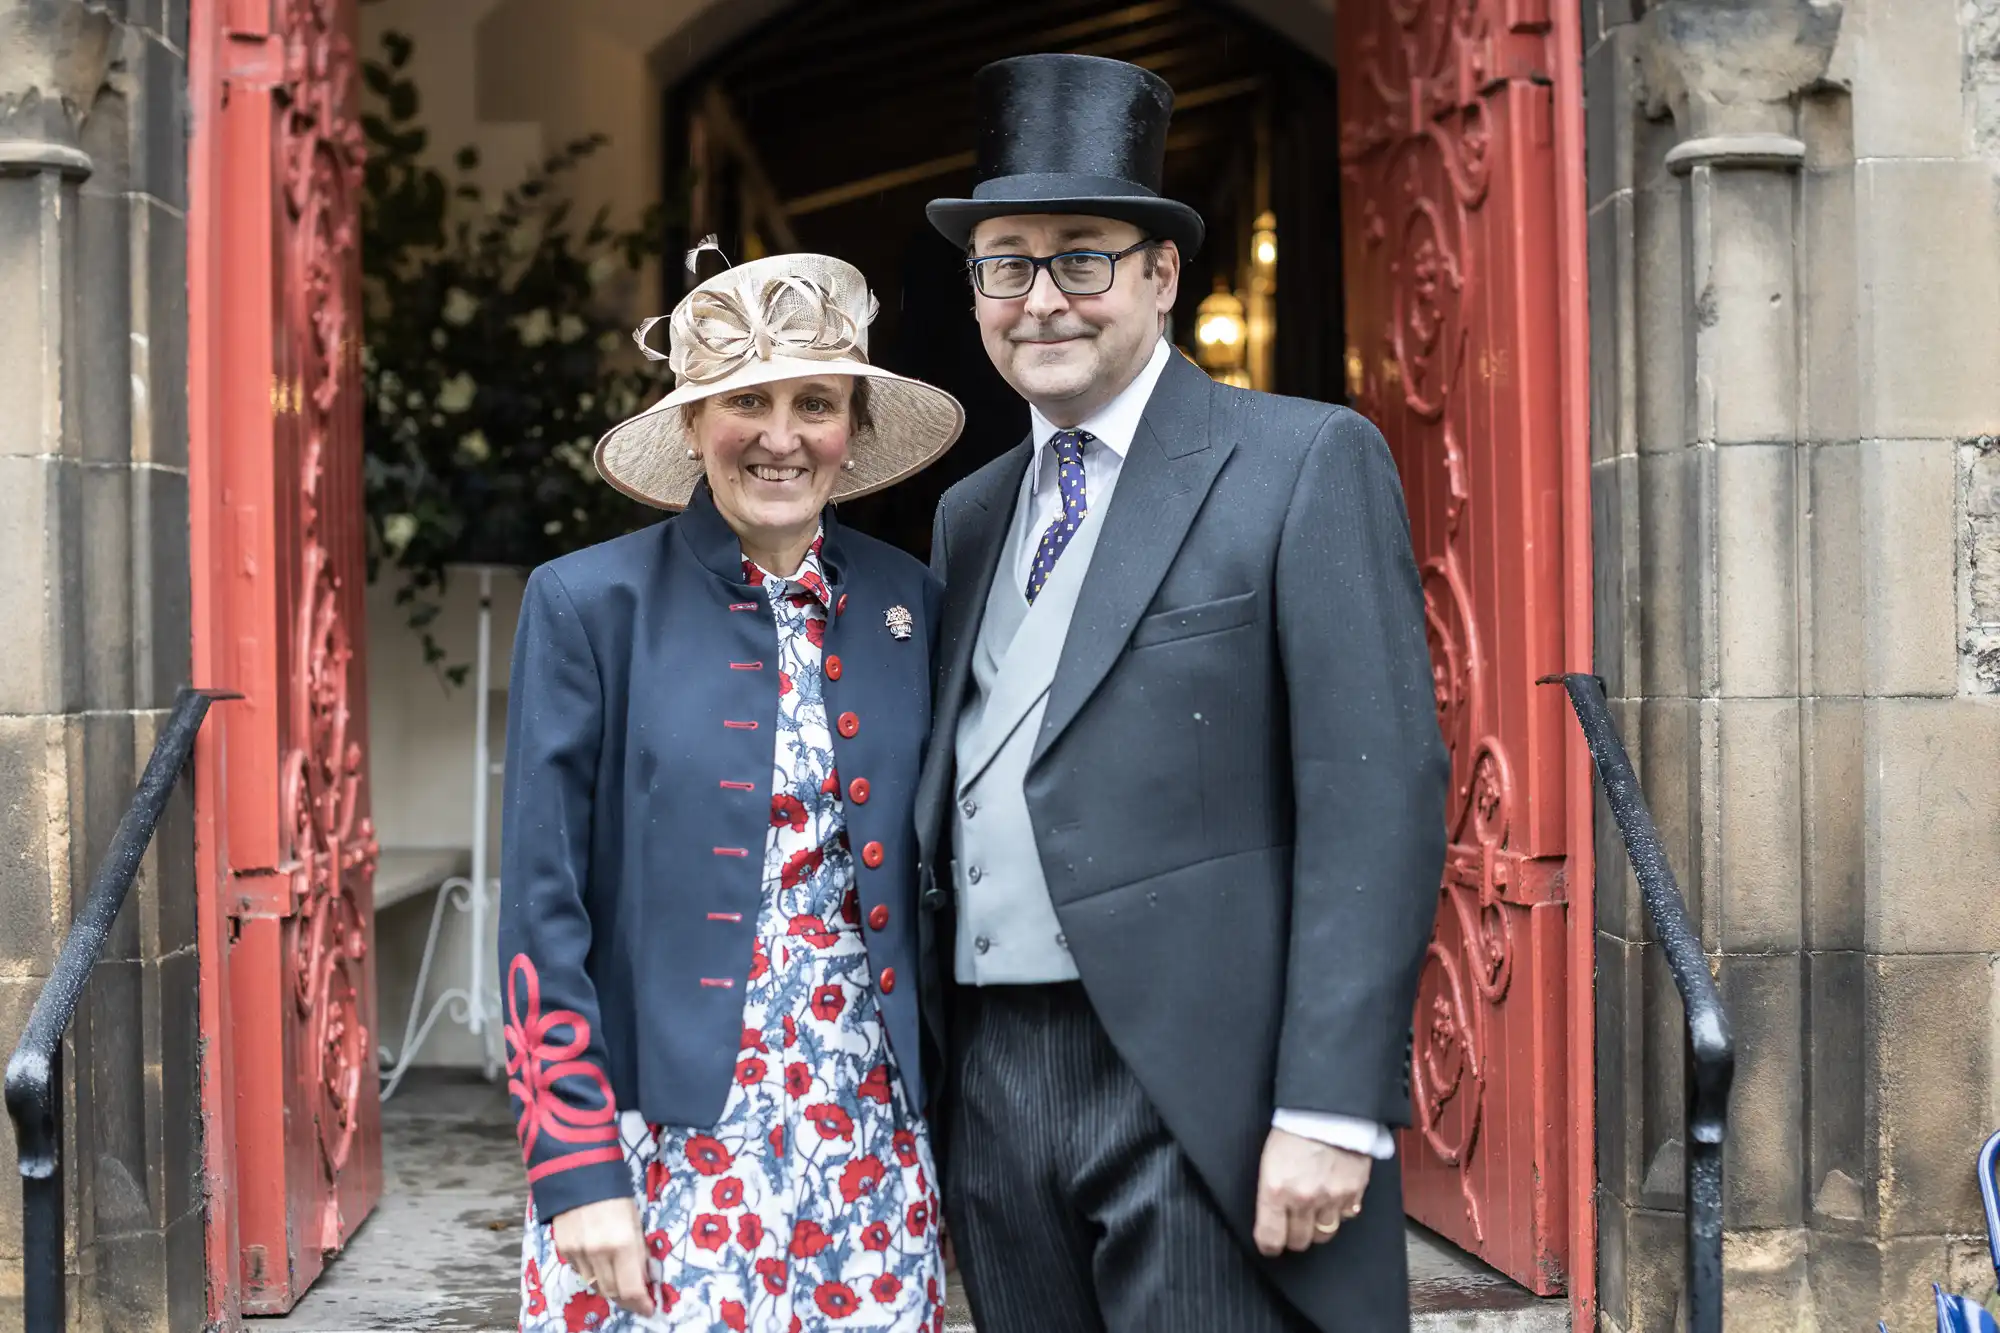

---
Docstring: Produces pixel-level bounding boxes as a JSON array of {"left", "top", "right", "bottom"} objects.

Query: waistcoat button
[
  {"left": 825, "top": 655, "right": 843, "bottom": 680},
  {"left": 967, "top": 865, "right": 983, "bottom": 884},
  {"left": 848, "top": 777, "right": 870, "bottom": 804},
  {"left": 837, "top": 712, "right": 859, "bottom": 738},
  {"left": 861, "top": 841, "right": 885, "bottom": 868},
  {"left": 869, "top": 903, "right": 890, "bottom": 931},
  {"left": 960, "top": 797, "right": 977, "bottom": 819},
  {"left": 974, "top": 936, "right": 991, "bottom": 954},
  {"left": 878, "top": 967, "right": 896, "bottom": 993}
]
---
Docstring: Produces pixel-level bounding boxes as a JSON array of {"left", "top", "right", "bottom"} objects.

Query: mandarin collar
[{"left": 677, "top": 479, "right": 850, "bottom": 596}]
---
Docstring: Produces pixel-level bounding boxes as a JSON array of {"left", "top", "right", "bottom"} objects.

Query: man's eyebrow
[{"left": 974, "top": 234, "right": 1029, "bottom": 252}]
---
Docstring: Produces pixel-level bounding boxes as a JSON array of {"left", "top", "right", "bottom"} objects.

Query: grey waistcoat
[{"left": 951, "top": 461, "right": 1117, "bottom": 984}]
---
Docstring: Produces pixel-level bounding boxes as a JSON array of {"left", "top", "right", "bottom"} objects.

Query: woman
[{"left": 500, "top": 250, "right": 965, "bottom": 1331}]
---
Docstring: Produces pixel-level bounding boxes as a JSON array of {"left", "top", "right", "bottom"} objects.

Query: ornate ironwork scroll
[{"left": 275, "top": 0, "right": 377, "bottom": 1254}]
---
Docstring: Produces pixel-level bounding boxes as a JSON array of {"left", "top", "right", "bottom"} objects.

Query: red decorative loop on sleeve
[{"left": 503, "top": 954, "right": 619, "bottom": 1171}]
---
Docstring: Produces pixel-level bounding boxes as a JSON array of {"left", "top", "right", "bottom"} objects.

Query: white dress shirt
[{"left": 1017, "top": 336, "right": 1396, "bottom": 1163}]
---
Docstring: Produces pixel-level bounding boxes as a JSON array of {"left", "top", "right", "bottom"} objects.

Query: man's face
[{"left": 969, "top": 215, "right": 1180, "bottom": 426}]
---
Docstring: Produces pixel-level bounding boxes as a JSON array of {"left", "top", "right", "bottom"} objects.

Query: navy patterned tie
[{"left": 1026, "top": 429, "right": 1091, "bottom": 604}]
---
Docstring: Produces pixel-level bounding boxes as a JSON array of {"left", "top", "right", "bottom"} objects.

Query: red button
[
  {"left": 837, "top": 712, "right": 859, "bottom": 739},
  {"left": 868, "top": 903, "right": 890, "bottom": 931},
  {"left": 861, "top": 841, "right": 884, "bottom": 868},
  {"left": 878, "top": 968, "right": 897, "bottom": 993},
  {"left": 848, "top": 777, "right": 870, "bottom": 804},
  {"left": 837, "top": 594, "right": 849, "bottom": 615},
  {"left": 826, "top": 655, "right": 843, "bottom": 680}
]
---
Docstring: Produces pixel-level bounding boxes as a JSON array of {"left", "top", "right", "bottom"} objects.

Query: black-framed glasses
[{"left": 967, "top": 239, "right": 1156, "bottom": 299}]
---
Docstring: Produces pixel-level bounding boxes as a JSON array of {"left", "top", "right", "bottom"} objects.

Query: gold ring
[{"left": 1314, "top": 1219, "right": 1340, "bottom": 1235}]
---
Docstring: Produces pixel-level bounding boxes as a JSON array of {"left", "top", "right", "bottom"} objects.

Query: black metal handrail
[
  {"left": 5, "top": 687, "right": 233, "bottom": 1333},
  {"left": 1543, "top": 673, "right": 1734, "bottom": 1333}
]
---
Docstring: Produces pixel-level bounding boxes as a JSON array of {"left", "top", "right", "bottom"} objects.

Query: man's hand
[
  {"left": 551, "top": 1196, "right": 654, "bottom": 1316},
  {"left": 1252, "top": 1128, "right": 1372, "bottom": 1257}
]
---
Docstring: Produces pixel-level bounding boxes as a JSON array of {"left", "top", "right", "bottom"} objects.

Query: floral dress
[{"left": 520, "top": 539, "right": 946, "bottom": 1332}]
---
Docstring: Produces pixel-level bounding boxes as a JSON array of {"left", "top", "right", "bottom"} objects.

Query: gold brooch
[{"left": 885, "top": 605, "right": 913, "bottom": 641}]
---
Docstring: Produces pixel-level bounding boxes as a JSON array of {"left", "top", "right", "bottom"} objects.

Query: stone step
[{"left": 264, "top": 1072, "right": 1565, "bottom": 1332}]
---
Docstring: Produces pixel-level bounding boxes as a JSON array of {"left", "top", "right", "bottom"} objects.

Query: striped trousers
[{"left": 942, "top": 983, "right": 1315, "bottom": 1333}]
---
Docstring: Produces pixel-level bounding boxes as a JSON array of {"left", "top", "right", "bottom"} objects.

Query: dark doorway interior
[{"left": 661, "top": 0, "right": 1344, "bottom": 557}]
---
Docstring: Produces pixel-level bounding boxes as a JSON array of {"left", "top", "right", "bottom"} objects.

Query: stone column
[
  {"left": 0, "top": 1, "right": 199, "bottom": 1329},
  {"left": 1589, "top": 0, "right": 2000, "bottom": 1325}
]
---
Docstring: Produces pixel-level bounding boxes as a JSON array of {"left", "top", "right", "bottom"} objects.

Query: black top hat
[{"left": 927, "top": 54, "right": 1205, "bottom": 256}]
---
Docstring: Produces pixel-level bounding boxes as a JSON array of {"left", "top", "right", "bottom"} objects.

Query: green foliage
[{"left": 360, "top": 28, "right": 674, "bottom": 684}]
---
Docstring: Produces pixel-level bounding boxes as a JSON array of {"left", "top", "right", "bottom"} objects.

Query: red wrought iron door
[
  {"left": 1337, "top": 0, "right": 1589, "bottom": 1299},
  {"left": 191, "top": 0, "right": 382, "bottom": 1312}
]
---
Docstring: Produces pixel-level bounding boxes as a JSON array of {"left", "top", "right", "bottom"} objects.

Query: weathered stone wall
[
  {"left": 0, "top": 0, "right": 199, "bottom": 1328},
  {"left": 1589, "top": 0, "right": 2000, "bottom": 1325}
]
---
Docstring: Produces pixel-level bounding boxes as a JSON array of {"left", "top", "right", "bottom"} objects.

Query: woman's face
[{"left": 693, "top": 376, "right": 855, "bottom": 561}]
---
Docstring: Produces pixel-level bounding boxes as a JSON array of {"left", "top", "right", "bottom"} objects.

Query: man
[{"left": 913, "top": 53, "right": 1450, "bottom": 1333}]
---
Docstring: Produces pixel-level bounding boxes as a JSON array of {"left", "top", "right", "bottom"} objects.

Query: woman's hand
[{"left": 551, "top": 1197, "right": 654, "bottom": 1316}]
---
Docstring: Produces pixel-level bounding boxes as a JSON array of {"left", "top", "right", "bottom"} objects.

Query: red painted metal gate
[
  {"left": 1336, "top": 0, "right": 1594, "bottom": 1311},
  {"left": 190, "top": 0, "right": 382, "bottom": 1317}
]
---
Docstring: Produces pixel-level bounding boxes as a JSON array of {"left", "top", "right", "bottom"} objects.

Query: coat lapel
[
  {"left": 915, "top": 440, "right": 1032, "bottom": 852},
  {"left": 1033, "top": 355, "right": 1232, "bottom": 766}
]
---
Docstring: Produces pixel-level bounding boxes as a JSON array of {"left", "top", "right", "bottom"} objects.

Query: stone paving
[{"left": 265, "top": 1070, "right": 1564, "bottom": 1332}]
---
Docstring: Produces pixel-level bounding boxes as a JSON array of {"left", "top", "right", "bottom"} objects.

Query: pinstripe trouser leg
[{"left": 943, "top": 983, "right": 1316, "bottom": 1333}]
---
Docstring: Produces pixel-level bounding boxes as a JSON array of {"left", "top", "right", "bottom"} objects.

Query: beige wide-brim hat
[{"left": 594, "top": 252, "right": 965, "bottom": 511}]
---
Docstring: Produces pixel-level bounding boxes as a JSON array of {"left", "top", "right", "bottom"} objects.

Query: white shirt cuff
[{"left": 1272, "top": 1108, "right": 1398, "bottom": 1160}]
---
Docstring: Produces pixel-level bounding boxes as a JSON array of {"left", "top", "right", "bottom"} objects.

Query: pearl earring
[
  {"left": 686, "top": 448, "right": 699, "bottom": 460},
  {"left": 842, "top": 459, "right": 857, "bottom": 471}
]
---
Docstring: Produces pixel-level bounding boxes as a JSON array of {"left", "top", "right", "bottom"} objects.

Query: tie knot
[{"left": 1051, "top": 429, "right": 1090, "bottom": 465}]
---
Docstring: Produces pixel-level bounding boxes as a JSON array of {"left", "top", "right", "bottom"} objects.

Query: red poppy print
[
  {"left": 789, "top": 1219, "right": 832, "bottom": 1258},
  {"left": 822, "top": 768, "right": 839, "bottom": 795},
  {"left": 861, "top": 1220, "right": 892, "bottom": 1253},
  {"left": 691, "top": 1213, "right": 730, "bottom": 1252},
  {"left": 748, "top": 937, "right": 769, "bottom": 981},
  {"left": 524, "top": 1258, "right": 547, "bottom": 1317},
  {"left": 906, "top": 1200, "right": 931, "bottom": 1237},
  {"left": 740, "top": 1025, "right": 767, "bottom": 1052},
  {"left": 872, "top": 1273, "right": 903, "bottom": 1304},
  {"left": 646, "top": 1229, "right": 669, "bottom": 1260},
  {"left": 779, "top": 670, "right": 793, "bottom": 697},
  {"left": 807, "top": 1103, "right": 855, "bottom": 1142},
  {"left": 786, "top": 1062, "right": 813, "bottom": 1098},
  {"left": 771, "top": 793, "right": 808, "bottom": 831},
  {"left": 721, "top": 1300, "right": 747, "bottom": 1332},
  {"left": 858, "top": 1063, "right": 892, "bottom": 1104},
  {"left": 894, "top": 1129, "right": 919, "bottom": 1167},
  {"left": 645, "top": 1158, "right": 670, "bottom": 1200},
  {"left": 805, "top": 616, "right": 826, "bottom": 649},
  {"left": 815, "top": 1281, "right": 860, "bottom": 1319},
  {"left": 756, "top": 1256, "right": 788, "bottom": 1294},
  {"left": 685, "top": 1135, "right": 732, "bottom": 1176},
  {"left": 737, "top": 1056, "right": 767, "bottom": 1086},
  {"left": 713, "top": 1176, "right": 744, "bottom": 1209},
  {"left": 786, "top": 905, "right": 836, "bottom": 942},
  {"left": 737, "top": 1212, "right": 763, "bottom": 1249},
  {"left": 811, "top": 985, "right": 846, "bottom": 1022},
  {"left": 656, "top": 1284, "right": 679, "bottom": 1315},
  {"left": 561, "top": 1289, "right": 610, "bottom": 1331},
  {"left": 783, "top": 1013, "right": 798, "bottom": 1047},
  {"left": 769, "top": 1124, "right": 785, "bottom": 1156},
  {"left": 840, "top": 1154, "right": 886, "bottom": 1203}
]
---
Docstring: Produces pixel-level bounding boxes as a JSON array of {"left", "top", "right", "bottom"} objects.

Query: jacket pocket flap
[{"left": 1130, "top": 590, "right": 1260, "bottom": 648}]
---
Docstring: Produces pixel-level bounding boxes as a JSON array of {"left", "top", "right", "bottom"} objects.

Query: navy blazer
[{"left": 499, "top": 482, "right": 942, "bottom": 1220}]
